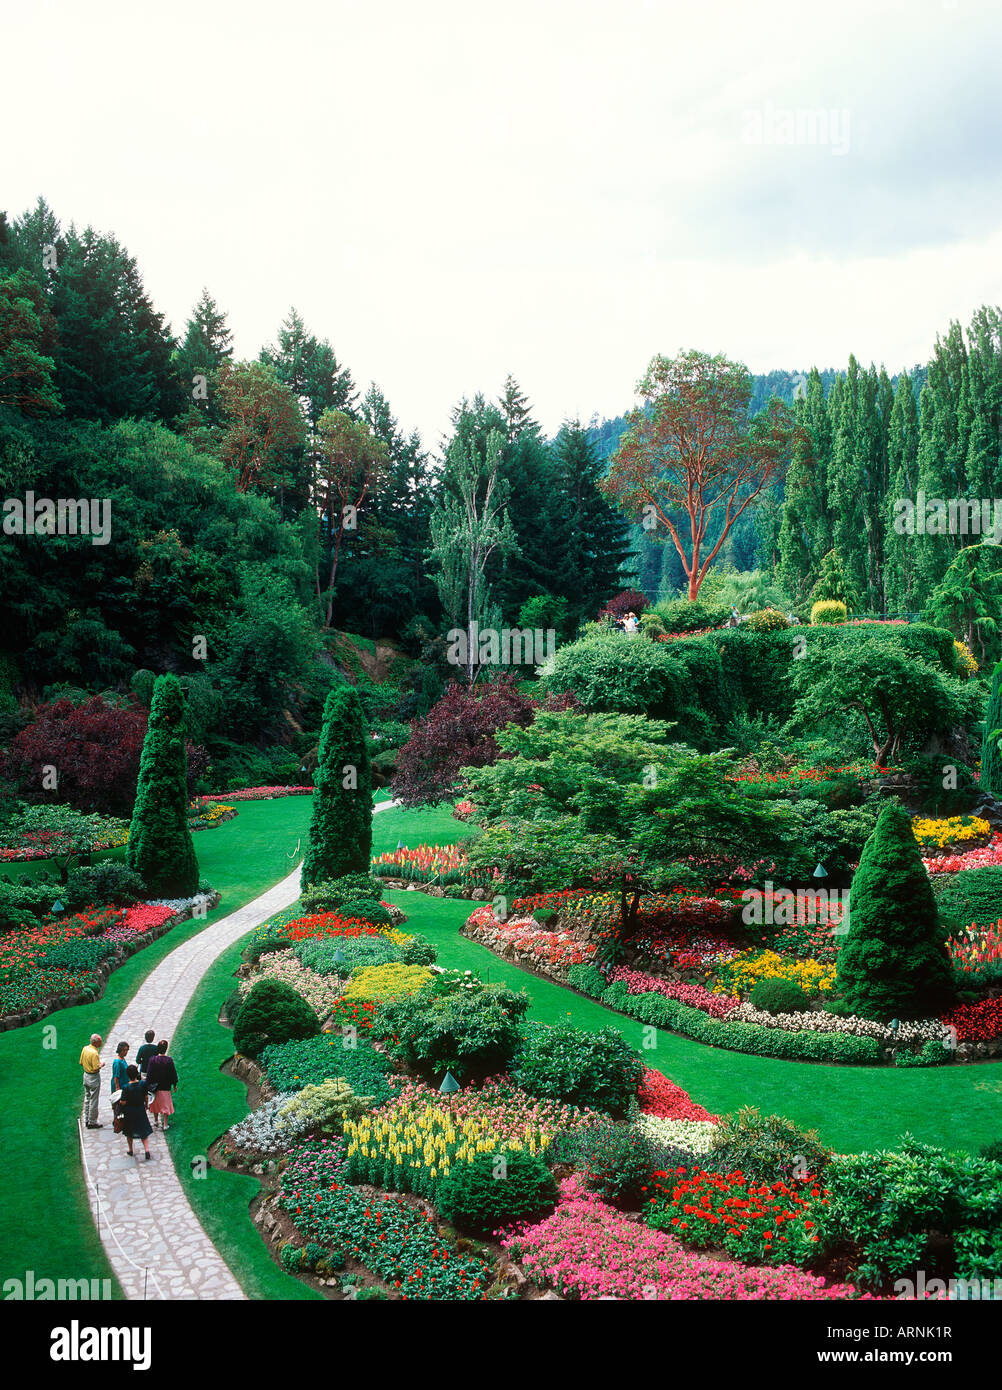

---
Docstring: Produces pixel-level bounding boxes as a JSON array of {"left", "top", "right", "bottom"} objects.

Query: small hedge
[
  {"left": 620, "top": 989, "right": 882, "bottom": 1064},
  {"left": 436, "top": 1150, "right": 558, "bottom": 1238},
  {"left": 232, "top": 978, "right": 320, "bottom": 1059},
  {"left": 567, "top": 963, "right": 608, "bottom": 998}
]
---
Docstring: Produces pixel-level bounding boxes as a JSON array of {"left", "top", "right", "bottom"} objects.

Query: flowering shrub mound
[
  {"left": 501, "top": 1175, "right": 862, "bottom": 1300},
  {"left": 239, "top": 951, "right": 347, "bottom": 1021},
  {"left": 280, "top": 1139, "right": 493, "bottom": 1300},
  {"left": 912, "top": 815, "right": 990, "bottom": 852},
  {"left": 204, "top": 786, "right": 313, "bottom": 801},
  {"left": 0, "top": 902, "right": 176, "bottom": 1019},
  {"left": 637, "top": 1068, "right": 717, "bottom": 1122},
  {"left": 608, "top": 966, "right": 739, "bottom": 1018},
  {"left": 643, "top": 1168, "right": 830, "bottom": 1267}
]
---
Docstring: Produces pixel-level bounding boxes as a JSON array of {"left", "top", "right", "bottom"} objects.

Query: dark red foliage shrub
[
  {"left": 3, "top": 696, "right": 206, "bottom": 815},
  {"left": 392, "top": 675, "right": 577, "bottom": 807},
  {"left": 597, "top": 589, "right": 650, "bottom": 621}
]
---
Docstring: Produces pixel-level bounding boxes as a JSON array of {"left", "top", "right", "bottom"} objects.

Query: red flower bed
[
  {"left": 924, "top": 833, "right": 1002, "bottom": 875},
  {"left": 939, "top": 995, "right": 1002, "bottom": 1042},
  {"left": 203, "top": 786, "right": 313, "bottom": 801},
  {"left": 638, "top": 1068, "right": 717, "bottom": 1121}
]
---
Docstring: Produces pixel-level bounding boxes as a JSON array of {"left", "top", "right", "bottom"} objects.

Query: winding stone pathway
[{"left": 79, "top": 799, "right": 400, "bottom": 1300}]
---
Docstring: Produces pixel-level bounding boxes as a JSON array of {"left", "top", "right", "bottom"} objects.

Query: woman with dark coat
[
  {"left": 146, "top": 1039, "right": 179, "bottom": 1131},
  {"left": 120, "top": 1065, "right": 153, "bottom": 1159}
]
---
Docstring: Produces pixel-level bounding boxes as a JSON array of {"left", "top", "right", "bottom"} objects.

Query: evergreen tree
[
  {"left": 126, "top": 674, "right": 199, "bottom": 897},
  {"left": 499, "top": 373, "right": 536, "bottom": 441},
  {"left": 548, "top": 421, "right": 632, "bottom": 620},
  {"left": 884, "top": 371, "right": 920, "bottom": 613},
  {"left": 837, "top": 801, "right": 954, "bottom": 1020},
  {"left": 174, "top": 288, "right": 233, "bottom": 427},
  {"left": 300, "top": 686, "right": 373, "bottom": 887},
  {"left": 811, "top": 548, "right": 859, "bottom": 609},
  {"left": 0, "top": 268, "right": 61, "bottom": 416},
  {"left": 980, "top": 664, "right": 1002, "bottom": 797}
]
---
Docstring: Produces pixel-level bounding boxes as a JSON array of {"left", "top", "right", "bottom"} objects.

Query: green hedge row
[{"left": 601, "top": 984, "right": 883, "bottom": 1064}]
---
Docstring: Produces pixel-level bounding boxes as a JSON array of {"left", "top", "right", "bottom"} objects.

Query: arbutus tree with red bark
[
  {"left": 314, "top": 408, "right": 389, "bottom": 629},
  {"left": 602, "top": 350, "right": 794, "bottom": 600}
]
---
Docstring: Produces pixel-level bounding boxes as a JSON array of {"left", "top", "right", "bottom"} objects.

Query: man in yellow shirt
[{"left": 80, "top": 1033, "right": 105, "bottom": 1128}]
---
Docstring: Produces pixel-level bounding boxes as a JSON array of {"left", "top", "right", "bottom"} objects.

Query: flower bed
[
  {"left": 730, "top": 1002, "right": 951, "bottom": 1047},
  {"left": 187, "top": 798, "right": 237, "bottom": 830},
  {"left": 912, "top": 815, "right": 991, "bottom": 852},
  {"left": 463, "top": 906, "right": 597, "bottom": 978},
  {"left": 636, "top": 1115, "right": 718, "bottom": 1154},
  {"left": 0, "top": 901, "right": 180, "bottom": 1026},
  {"left": 280, "top": 1138, "right": 494, "bottom": 1300},
  {"left": 637, "top": 1068, "right": 717, "bottom": 1122},
  {"left": 501, "top": 1174, "right": 862, "bottom": 1300},
  {"left": 643, "top": 1168, "right": 830, "bottom": 1268},
  {"left": 711, "top": 948, "right": 836, "bottom": 998},
  {"left": 939, "top": 995, "right": 1002, "bottom": 1043},
  {"left": 0, "top": 808, "right": 130, "bottom": 862},
  {"left": 949, "top": 922, "right": 1002, "bottom": 976},
  {"left": 371, "top": 842, "right": 493, "bottom": 888},
  {"left": 203, "top": 786, "right": 313, "bottom": 801},
  {"left": 608, "top": 966, "right": 739, "bottom": 1019},
  {"left": 240, "top": 951, "right": 347, "bottom": 1020},
  {"left": 924, "top": 833, "right": 1002, "bottom": 875}
]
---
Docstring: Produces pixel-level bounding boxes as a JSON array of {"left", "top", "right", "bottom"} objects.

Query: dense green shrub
[
  {"left": 436, "top": 1149, "right": 558, "bottom": 1238},
  {"left": 980, "top": 664, "right": 1002, "bottom": 797},
  {"left": 651, "top": 597, "right": 732, "bottom": 633},
  {"left": 126, "top": 674, "right": 200, "bottom": 898},
  {"left": 222, "top": 987, "right": 244, "bottom": 1026},
  {"left": 893, "top": 1039, "right": 953, "bottom": 1067},
  {"left": 397, "top": 934, "right": 437, "bottom": 966},
  {"left": 260, "top": 1033, "right": 393, "bottom": 1103},
  {"left": 301, "top": 687, "right": 373, "bottom": 889},
  {"left": 376, "top": 982, "right": 529, "bottom": 1083},
  {"left": 708, "top": 1107, "right": 832, "bottom": 1182},
  {"left": 337, "top": 899, "right": 392, "bottom": 929},
  {"left": 932, "top": 865, "right": 1002, "bottom": 932},
  {"left": 838, "top": 802, "right": 955, "bottom": 1021},
  {"left": 232, "top": 978, "right": 320, "bottom": 1059},
  {"left": 824, "top": 1140, "right": 1002, "bottom": 1287},
  {"left": 903, "top": 755, "right": 980, "bottom": 817},
  {"left": 745, "top": 608, "right": 789, "bottom": 632},
  {"left": 548, "top": 1121, "right": 657, "bottom": 1206},
  {"left": 0, "top": 879, "right": 63, "bottom": 930},
  {"left": 567, "top": 963, "right": 608, "bottom": 998},
  {"left": 511, "top": 1023, "right": 642, "bottom": 1117},
  {"left": 299, "top": 873, "right": 383, "bottom": 915},
  {"left": 750, "top": 976, "right": 810, "bottom": 1014},
  {"left": 64, "top": 861, "right": 146, "bottom": 908},
  {"left": 979, "top": 1139, "right": 1002, "bottom": 1163}
]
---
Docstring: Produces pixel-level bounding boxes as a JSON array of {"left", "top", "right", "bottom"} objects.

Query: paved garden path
[{"left": 79, "top": 799, "right": 399, "bottom": 1301}]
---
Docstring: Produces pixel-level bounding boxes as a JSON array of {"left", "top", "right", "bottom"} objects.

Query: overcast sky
[{"left": 5, "top": 0, "right": 1002, "bottom": 449}]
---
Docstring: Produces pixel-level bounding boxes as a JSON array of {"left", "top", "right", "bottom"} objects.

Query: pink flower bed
[
  {"left": 634, "top": 926, "right": 741, "bottom": 971},
  {"left": 609, "top": 966, "right": 739, "bottom": 1018},
  {"left": 464, "top": 908, "right": 597, "bottom": 972},
  {"left": 501, "top": 1176, "right": 864, "bottom": 1300},
  {"left": 637, "top": 1068, "right": 717, "bottom": 1122},
  {"left": 203, "top": 786, "right": 313, "bottom": 802},
  {"left": 923, "top": 833, "right": 1002, "bottom": 874}
]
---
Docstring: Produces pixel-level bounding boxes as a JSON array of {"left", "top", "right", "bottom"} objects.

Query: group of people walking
[{"left": 79, "top": 1031, "right": 179, "bottom": 1159}]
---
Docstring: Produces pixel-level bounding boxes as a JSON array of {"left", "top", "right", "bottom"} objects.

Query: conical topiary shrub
[
  {"left": 836, "top": 801, "right": 954, "bottom": 1021},
  {"left": 301, "top": 686, "right": 372, "bottom": 889},
  {"left": 126, "top": 673, "right": 199, "bottom": 898},
  {"left": 980, "top": 663, "right": 1002, "bottom": 796}
]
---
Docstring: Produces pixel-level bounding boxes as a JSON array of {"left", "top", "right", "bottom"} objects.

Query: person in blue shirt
[{"left": 110, "top": 1041, "right": 130, "bottom": 1124}]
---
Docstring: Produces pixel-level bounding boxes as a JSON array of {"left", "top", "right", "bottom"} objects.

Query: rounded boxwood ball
[{"left": 436, "top": 1149, "right": 558, "bottom": 1239}]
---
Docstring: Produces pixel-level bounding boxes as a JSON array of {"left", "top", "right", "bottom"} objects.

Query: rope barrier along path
[{"left": 78, "top": 796, "right": 403, "bottom": 1300}]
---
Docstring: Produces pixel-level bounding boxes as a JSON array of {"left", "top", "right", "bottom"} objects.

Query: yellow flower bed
[
  {"left": 342, "top": 962, "right": 433, "bottom": 1003},
  {"left": 712, "top": 949, "right": 835, "bottom": 997},
  {"left": 344, "top": 1095, "right": 548, "bottom": 1192},
  {"left": 911, "top": 815, "right": 990, "bottom": 850}
]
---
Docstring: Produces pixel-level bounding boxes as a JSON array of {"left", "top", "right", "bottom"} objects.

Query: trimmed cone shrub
[
  {"left": 301, "top": 688, "right": 372, "bottom": 889},
  {"left": 837, "top": 801, "right": 954, "bottom": 1021},
  {"left": 232, "top": 978, "right": 319, "bottom": 1059},
  {"left": 980, "top": 664, "right": 1002, "bottom": 796},
  {"left": 436, "top": 1149, "right": 558, "bottom": 1238},
  {"left": 126, "top": 674, "right": 199, "bottom": 897}
]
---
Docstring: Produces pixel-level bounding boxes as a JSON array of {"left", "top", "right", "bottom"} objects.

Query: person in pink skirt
[{"left": 145, "top": 1039, "right": 179, "bottom": 1131}]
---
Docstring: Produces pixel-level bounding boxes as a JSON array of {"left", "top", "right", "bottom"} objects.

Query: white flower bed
[
  {"left": 635, "top": 1115, "right": 718, "bottom": 1155},
  {"left": 731, "top": 1001, "right": 950, "bottom": 1045},
  {"left": 146, "top": 892, "right": 214, "bottom": 914},
  {"left": 239, "top": 950, "right": 345, "bottom": 1019}
]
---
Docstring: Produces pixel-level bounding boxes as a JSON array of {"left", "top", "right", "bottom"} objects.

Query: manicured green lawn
[{"left": 0, "top": 796, "right": 315, "bottom": 1298}]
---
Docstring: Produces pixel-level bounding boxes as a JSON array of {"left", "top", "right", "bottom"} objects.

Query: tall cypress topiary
[
  {"left": 837, "top": 801, "right": 953, "bottom": 1021},
  {"left": 301, "top": 686, "right": 372, "bottom": 889},
  {"left": 980, "top": 663, "right": 1002, "bottom": 796},
  {"left": 126, "top": 674, "right": 199, "bottom": 897}
]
